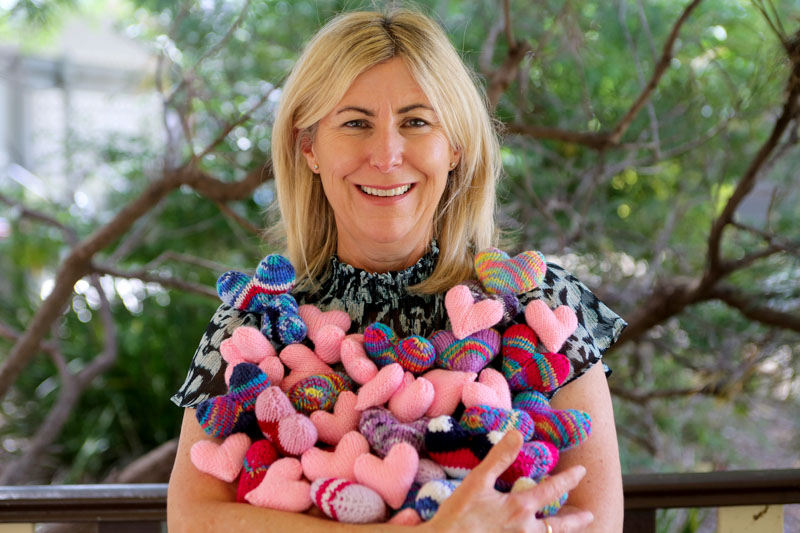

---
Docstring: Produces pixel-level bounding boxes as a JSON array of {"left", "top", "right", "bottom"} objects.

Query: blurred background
[{"left": 0, "top": 0, "right": 798, "bottom": 531}]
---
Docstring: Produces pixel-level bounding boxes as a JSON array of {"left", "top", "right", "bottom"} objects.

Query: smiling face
[{"left": 302, "top": 57, "right": 459, "bottom": 272}]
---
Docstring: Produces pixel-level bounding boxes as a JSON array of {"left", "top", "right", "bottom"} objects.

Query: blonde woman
[{"left": 169, "top": 9, "right": 625, "bottom": 533}]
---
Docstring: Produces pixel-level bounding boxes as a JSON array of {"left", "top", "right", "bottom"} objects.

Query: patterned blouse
[{"left": 171, "top": 243, "right": 626, "bottom": 408}]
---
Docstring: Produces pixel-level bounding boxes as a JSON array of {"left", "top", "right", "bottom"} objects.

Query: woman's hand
[{"left": 424, "top": 431, "right": 594, "bottom": 533}]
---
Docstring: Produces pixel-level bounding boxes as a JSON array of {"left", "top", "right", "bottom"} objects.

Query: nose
[{"left": 368, "top": 125, "right": 403, "bottom": 173}]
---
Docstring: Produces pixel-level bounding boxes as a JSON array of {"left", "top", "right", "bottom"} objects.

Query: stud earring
[
  {"left": 449, "top": 162, "right": 456, "bottom": 169},
  {"left": 313, "top": 164, "right": 319, "bottom": 170}
]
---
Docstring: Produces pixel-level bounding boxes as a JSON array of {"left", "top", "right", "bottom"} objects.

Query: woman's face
[{"left": 303, "top": 57, "right": 459, "bottom": 271}]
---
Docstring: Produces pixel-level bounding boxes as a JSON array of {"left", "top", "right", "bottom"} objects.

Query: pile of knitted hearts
[{"left": 192, "top": 249, "right": 592, "bottom": 525}]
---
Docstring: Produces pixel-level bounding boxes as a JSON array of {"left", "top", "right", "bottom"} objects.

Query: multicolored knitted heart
[
  {"left": 190, "top": 432, "right": 251, "bottom": 483},
  {"left": 524, "top": 299, "right": 578, "bottom": 354},
  {"left": 363, "top": 323, "right": 435, "bottom": 374},
  {"left": 260, "top": 293, "right": 307, "bottom": 345},
  {"left": 236, "top": 439, "right": 279, "bottom": 503},
  {"left": 196, "top": 362, "right": 269, "bottom": 439},
  {"left": 415, "top": 479, "right": 461, "bottom": 521},
  {"left": 358, "top": 407, "right": 429, "bottom": 458},
  {"left": 445, "top": 285, "right": 504, "bottom": 339},
  {"left": 501, "top": 324, "right": 570, "bottom": 393},
  {"left": 459, "top": 405, "right": 534, "bottom": 441},
  {"left": 510, "top": 476, "right": 568, "bottom": 518},
  {"left": 311, "top": 477, "right": 387, "bottom": 523},
  {"left": 494, "top": 435, "right": 559, "bottom": 491},
  {"left": 287, "top": 372, "right": 354, "bottom": 415},
  {"left": 474, "top": 248, "right": 547, "bottom": 295},
  {"left": 513, "top": 391, "right": 592, "bottom": 450},
  {"left": 429, "top": 328, "right": 500, "bottom": 373},
  {"left": 217, "top": 254, "right": 296, "bottom": 311}
]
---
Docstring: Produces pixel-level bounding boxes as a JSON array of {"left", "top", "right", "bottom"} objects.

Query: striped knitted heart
[
  {"left": 501, "top": 324, "right": 570, "bottom": 393},
  {"left": 415, "top": 479, "right": 461, "bottom": 521},
  {"left": 474, "top": 248, "right": 547, "bottom": 295},
  {"left": 217, "top": 254, "right": 296, "bottom": 311},
  {"left": 429, "top": 329, "right": 500, "bottom": 373},
  {"left": 358, "top": 407, "right": 428, "bottom": 458},
  {"left": 287, "top": 372, "right": 354, "bottom": 415},
  {"left": 311, "top": 477, "right": 387, "bottom": 523},
  {"left": 513, "top": 391, "right": 592, "bottom": 451},
  {"left": 261, "top": 293, "right": 307, "bottom": 345},
  {"left": 495, "top": 437, "right": 559, "bottom": 492},
  {"left": 196, "top": 363, "right": 269, "bottom": 439},
  {"left": 364, "top": 323, "right": 435, "bottom": 374},
  {"left": 236, "top": 439, "right": 279, "bottom": 503},
  {"left": 459, "top": 405, "right": 534, "bottom": 441}
]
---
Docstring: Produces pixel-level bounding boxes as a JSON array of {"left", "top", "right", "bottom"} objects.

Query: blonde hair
[{"left": 271, "top": 8, "right": 502, "bottom": 294}]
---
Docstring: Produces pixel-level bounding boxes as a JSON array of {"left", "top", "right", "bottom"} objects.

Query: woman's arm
[{"left": 549, "top": 363, "right": 624, "bottom": 532}]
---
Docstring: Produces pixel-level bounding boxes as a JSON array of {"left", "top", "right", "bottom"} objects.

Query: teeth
[{"left": 359, "top": 184, "right": 411, "bottom": 197}]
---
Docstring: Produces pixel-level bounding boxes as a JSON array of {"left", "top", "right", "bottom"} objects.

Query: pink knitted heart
[
  {"left": 310, "top": 390, "right": 360, "bottom": 445},
  {"left": 301, "top": 431, "right": 370, "bottom": 481},
  {"left": 422, "top": 369, "right": 477, "bottom": 417},
  {"left": 313, "top": 325, "right": 346, "bottom": 364},
  {"left": 445, "top": 285, "right": 504, "bottom": 339},
  {"left": 388, "top": 508, "right": 423, "bottom": 525},
  {"left": 245, "top": 457, "right": 312, "bottom": 512},
  {"left": 221, "top": 326, "right": 277, "bottom": 364},
  {"left": 474, "top": 248, "right": 547, "bottom": 295},
  {"left": 225, "top": 355, "right": 285, "bottom": 387},
  {"left": 524, "top": 300, "right": 578, "bottom": 353},
  {"left": 355, "top": 363, "right": 404, "bottom": 411},
  {"left": 354, "top": 442, "right": 419, "bottom": 510},
  {"left": 255, "top": 386, "right": 318, "bottom": 456},
  {"left": 279, "top": 344, "right": 333, "bottom": 391},
  {"left": 298, "top": 305, "right": 351, "bottom": 342},
  {"left": 341, "top": 334, "right": 379, "bottom": 385},
  {"left": 190, "top": 433, "right": 251, "bottom": 483},
  {"left": 388, "top": 372, "right": 434, "bottom": 423},
  {"left": 462, "top": 368, "right": 512, "bottom": 411}
]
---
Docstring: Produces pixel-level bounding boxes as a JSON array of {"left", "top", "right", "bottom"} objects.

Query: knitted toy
[
  {"left": 511, "top": 476, "right": 569, "bottom": 518},
  {"left": 189, "top": 249, "right": 597, "bottom": 524}
]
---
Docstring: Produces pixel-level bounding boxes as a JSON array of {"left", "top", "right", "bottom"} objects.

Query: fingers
[
  {"left": 540, "top": 506, "right": 594, "bottom": 533},
  {"left": 509, "top": 465, "right": 587, "bottom": 514},
  {"left": 462, "top": 430, "right": 524, "bottom": 491}
]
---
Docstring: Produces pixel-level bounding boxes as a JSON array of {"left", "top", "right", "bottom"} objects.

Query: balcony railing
[{"left": 0, "top": 469, "right": 798, "bottom": 532}]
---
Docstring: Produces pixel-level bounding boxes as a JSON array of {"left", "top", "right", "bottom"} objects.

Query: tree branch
[{"left": 709, "top": 284, "right": 800, "bottom": 332}]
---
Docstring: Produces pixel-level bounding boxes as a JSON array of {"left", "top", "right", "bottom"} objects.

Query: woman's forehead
[{"left": 332, "top": 58, "right": 433, "bottom": 114}]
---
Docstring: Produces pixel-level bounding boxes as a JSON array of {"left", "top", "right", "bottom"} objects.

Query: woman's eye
[
  {"left": 406, "top": 118, "right": 428, "bottom": 127},
  {"left": 343, "top": 119, "right": 366, "bottom": 128}
]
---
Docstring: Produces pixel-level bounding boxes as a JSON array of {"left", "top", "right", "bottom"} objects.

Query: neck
[{"left": 336, "top": 234, "right": 430, "bottom": 273}]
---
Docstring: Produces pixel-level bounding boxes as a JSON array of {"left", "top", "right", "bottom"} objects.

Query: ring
[{"left": 542, "top": 519, "right": 553, "bottom": 533}]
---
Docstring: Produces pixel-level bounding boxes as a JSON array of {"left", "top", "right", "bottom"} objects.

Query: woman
[{"left": 168, "top": 9, "right": 625, "bottom": 533}]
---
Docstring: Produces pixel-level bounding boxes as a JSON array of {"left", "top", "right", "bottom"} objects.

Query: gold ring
[{"left": 543, "top": 519, "right": 553, "bottom": 533}]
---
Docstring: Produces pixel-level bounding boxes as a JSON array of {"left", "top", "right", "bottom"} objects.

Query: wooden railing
[{"left": 0, "top": 470, "right": 798, "bottom": 532}]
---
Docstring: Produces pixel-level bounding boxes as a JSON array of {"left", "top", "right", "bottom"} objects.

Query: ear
[
  {"left": 451, "top": 148, "right": 461, "bottom": 168},
  {"left": 299, "top": 134, "right": 318, "bottom": 173}
]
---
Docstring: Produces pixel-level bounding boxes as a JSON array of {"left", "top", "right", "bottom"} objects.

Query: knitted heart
[
  {"left": 287, "top": 372, "right": 354, "bottom": 415},
  {"left": 221, "top": 326, "right": 277, "bottom": 364},
  {"left": 424, "top": 415, "right": 493, "bottom": 478},
  {"left": 459, "top": 405, "right": 534, "bottom": 441},
  {"left": 196, "top": 363, "right": 269, "bottom": 439},
  {"left": 341, "top": 334, "right": 379, "bottom": 385},
  {"left": 355, "top": 363, "right": 404, "bottom": 411},
  {"left": 445, "top": 285, "right": 504, "bottom": 339},
  {"left": 511, "top": 476, "right": 568, "bottom": 518},
  {"left": 429, "top": 328, "right": 500, "bottom": 373},
  {"left": 236, "top": 439, "right": 279, "bottom": 503},
  {"left": 313, "top": 325, "right": 346, "bottom": 364},
  {"left": 363, "top": 323, "right": 435, "bottom": 374},
  {"left": 461, "top": 368, "right": 512, "bottom": 410},
  {"left": 298, "top": 305, "right": 351, "bottom": 342},
  {"left": 279, "top": 344, "right": 334, "bottom": 392},
  {"left": 494, "top": 434, "right": 559, "bottom": 491},
  {"left": 401, "top": 482, "right": 421, "bottom": 511},
  {"left": 311, "top": 477, "right": 387, "bottom": 523},
  {"left": 474, "top": 248, "right": 547, "bottom": 295},
  {"left": 501, "top": 324, "right": 570, "bottom": 393},
  {"left": 415, "top": 458, "right": 446, "bottom": 485},
  {"left": 255, "top": 386, "right": 318, "bottom": 456},
  {"left": 217, "top": 254, "right": 296, "bottom": 312},
  {"left": 388, "top": 372, "right": 434, "bottom": 423},
  {"left": 354, "top": 442, "right": 419, "bottom": 510},
  {"left": 463, "top": 279, "right": 522, "bottom": 325},
  {"left": 310, "top": 391, "right": 360, "bottom": 445},
  {"left": 415, "top": 479, "right": 461, "bottom": 521},
  {"left": 358, "top": 407, "right": 428, "bottom": 458},
  {"left": 302, "top": 431, "right": 370, "bottom": 481},
  {"left": 524, "top": 300, "right": 578, "bottom": 353},
  {"left": 513, "top": 391, "right": 592, "bottom": 450},
  {"left": 421, "top": 369, "right": 477, "bottom": 417},
  {"left": 388, "top": 508, "right": 423, "bottom": 525},
  {"left": 260, "top": 293, "right": 307, "bottom": 345},
  {"left": 245, "top": 457, "right": 312, "bottom": 512},
  {"left": 190, "top": 433, "right": 251, "bottom": 483}
]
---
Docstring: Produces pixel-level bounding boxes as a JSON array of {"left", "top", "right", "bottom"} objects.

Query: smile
[{"left": 359, "top": 184, "right": 412, "bottom": 197}]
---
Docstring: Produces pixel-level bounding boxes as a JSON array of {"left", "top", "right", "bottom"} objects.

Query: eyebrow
[{"left": 335, "top": 103, "right": 434, "bottom": 116}]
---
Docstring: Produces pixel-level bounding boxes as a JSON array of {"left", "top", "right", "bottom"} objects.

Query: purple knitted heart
[
  {"left": 358, "top": 407, "right": 429, "bottom": 458},
  {"left": 429, "top": 329, "right": 500, "bottom": 373}
]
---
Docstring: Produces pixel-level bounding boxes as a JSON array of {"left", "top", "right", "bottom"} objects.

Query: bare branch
[
  {"left": 503, "top": 0, "right": 515, "bottom": 48},
  {"left": 91, "top": 263, "right": 218, "bottom": 299},
  {"left": 212, "top": 199, "right": 261, "bottom": 236},
  {"left": 143, "top": 251, "right": 230, "bottom": 273},
  {"left": 709, "top": 284, "right": 800, "bottom": 332}
]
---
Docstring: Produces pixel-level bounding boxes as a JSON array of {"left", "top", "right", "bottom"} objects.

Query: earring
[
  {"left": 313, "top": 164, "right": 319, "bottom": 170},
  {"left": 449, "top": 162, "right": 456, "bottom": 169}
]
